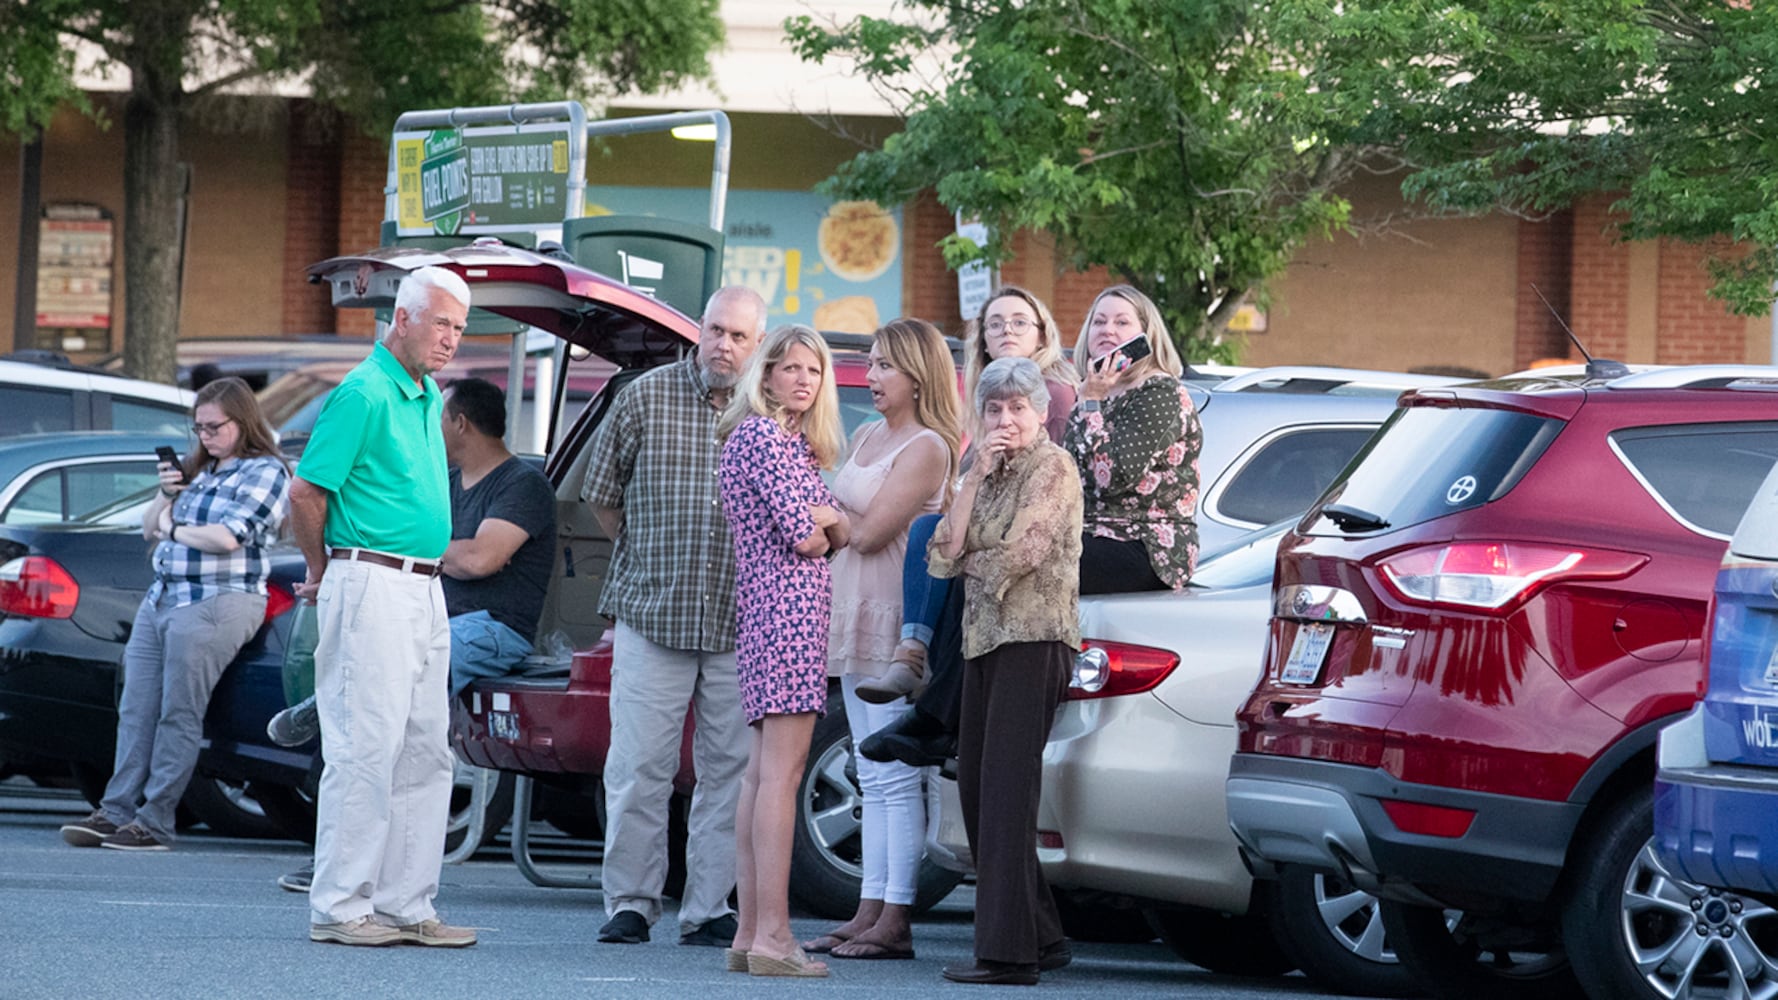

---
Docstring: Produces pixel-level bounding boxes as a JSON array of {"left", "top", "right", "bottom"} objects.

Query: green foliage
[{"left": 787, "top": 0, "right": 1381, "bottom": 361}]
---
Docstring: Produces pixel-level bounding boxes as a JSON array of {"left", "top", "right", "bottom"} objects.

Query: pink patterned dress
[{"left": 720, "top": 414, "right": 839, "bottom": 724}]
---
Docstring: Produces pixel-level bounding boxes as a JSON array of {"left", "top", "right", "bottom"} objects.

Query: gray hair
[
  {"left": 975, "top": 356, "right": 1050, "bottom": 417},
  {"left": 394, "top": 266, "right": 472, "bottom": 319}
]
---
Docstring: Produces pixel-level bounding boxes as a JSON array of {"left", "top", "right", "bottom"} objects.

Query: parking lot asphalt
[{"left": 1, "top": 777, "right": 1348, "bottom": 1000}]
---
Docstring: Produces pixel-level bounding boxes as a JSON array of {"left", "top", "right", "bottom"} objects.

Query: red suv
[{"left": 1226, "top": 366, "right": 1778, "bottom": 999}]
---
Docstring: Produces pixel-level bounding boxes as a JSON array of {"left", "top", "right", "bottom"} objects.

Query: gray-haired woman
[{"left": 926, "top": 356, "right": 1082, "bottom": 985}]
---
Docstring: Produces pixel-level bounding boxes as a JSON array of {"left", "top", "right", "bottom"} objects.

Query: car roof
[{"left": 0, "top": 360, "right": 193, "bottom": 407}]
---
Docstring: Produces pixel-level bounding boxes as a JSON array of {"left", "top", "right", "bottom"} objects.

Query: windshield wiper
[{"left": 1320, "top": 503, "right": 1390, "bottom": 533}]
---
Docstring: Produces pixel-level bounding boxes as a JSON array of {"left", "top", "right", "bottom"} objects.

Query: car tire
[
  {"left": 1379, "top": 900, "right": 1579, "bottom": 1000},
  {"left": 443, "top": 766, "right": 514, "bottom": 854},
  {"left": 788, "top": 692, "right": 963, "bottom": 919},
  {"left": 180, "top": 775, "right": 285, "bottom": 839},
  {"left": 1148, "top": 902, "right": 1293, "bottom": 976},
  {"left": 248, "top": 781, "right": 317, "bottom": 843},
  {"left": 1560, "top": 785, "right": 1776, "bottom": 999},
  {"left": 1270, "top": 867, "right": 1420, "bottom": 997}
]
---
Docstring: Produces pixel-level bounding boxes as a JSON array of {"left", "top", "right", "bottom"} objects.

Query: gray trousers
[
  {"left": 601, "top": 622, "right": 748, "bottom": 932},
  {"left": 102, "top": 590, "right": 267, "bottom": 842}
]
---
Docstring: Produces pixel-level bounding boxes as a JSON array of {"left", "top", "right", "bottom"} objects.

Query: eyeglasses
[
  {"left": 984, "top": 317, "right": 1037, "bottom": 334},
  {"left": 192, "top": 419, "right": 234, "bottom": 436}
]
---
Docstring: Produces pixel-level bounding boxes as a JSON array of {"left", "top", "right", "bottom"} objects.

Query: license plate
[
  {"left": 489, "top": 710, "right": 521, "bottom": 742},
  {"left": 1281, "top": 623, "right": 1334, "bottom": 685}
]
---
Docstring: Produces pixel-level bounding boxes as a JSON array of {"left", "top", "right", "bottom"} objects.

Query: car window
[
  {"left": 110, "top": 398, "right": 190, "bottom": 435},
  {"left": 0, "top": 385, "right": 76, "bottom": 436},
  {"left": 1304, "top": 406, "right": 1562, "bottom": 535},
  {"left": 1612, "top": 422, "right": 1778, "bottom": 539},
  {"left": 1730, "top": 460, "right": 1778, "bottom": 560},
  {"left": 1214, "top": 427, "right": 1377, "bottom": 527},
  {"left": 3, "top": 461, "right": 161, "bottom": 524}
]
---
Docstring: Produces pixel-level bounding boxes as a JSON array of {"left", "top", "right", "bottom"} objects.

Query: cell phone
[
  {"left": 155, "top": 446, "right": 188, "bottom": 483},
  {"left": 1096, "top": 333, "right": 1153, "bottom": 370}
]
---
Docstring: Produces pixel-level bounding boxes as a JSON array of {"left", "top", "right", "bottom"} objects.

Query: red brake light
[
  {"left": 1068, "top": 640, "right": 1180, "bottom": 700},
  {"left": 264, "top": 583, "right": 295, "bottom": 624},
  {"left": 0, "top": 556, "right": 79, "bottom": 619},
  {"left": 1377, "top": 542, "right": 1647, "bottom": 613},
  {"left": 1380, "top": 799, "right": 1476, "bottom": 838}
]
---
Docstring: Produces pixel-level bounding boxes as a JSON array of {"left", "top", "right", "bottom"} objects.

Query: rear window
[
  {"left": 1613, "top": 422, "right": 1778, "bottom": 539},
  {"left": 111, "top": 398, "right": 189, "bottom": 435},
  {"left": 1215, "top": 427, "right": 1377, "bottom": 527},
  {"left": 1303, "top": 406, "right": 1561, "bottom": 535},
  {"left": 0, "top": 385, "right": 76, "bottom": 436}
]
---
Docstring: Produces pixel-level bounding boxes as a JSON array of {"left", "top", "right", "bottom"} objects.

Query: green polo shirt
[{"left": 296, "top": 341, "right": 450, "bottom": 559}]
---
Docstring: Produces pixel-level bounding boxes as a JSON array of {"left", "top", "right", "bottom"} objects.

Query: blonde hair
[
  {"left": 872, "top": 317, "right": 964, "bottom": 495},
  {"left": 717, "top": 324, "right": 846, "bottom": 469},
  {"left": 963, "top": 286, "right": 1080, "bottom": 402},
  {"left": 1072, "top": 284, "right": 1184, "bottom": 383}
]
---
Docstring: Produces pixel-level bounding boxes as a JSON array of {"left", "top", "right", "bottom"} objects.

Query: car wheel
[
  {"left": 1560, "top": 785, "right": 1778, "bottom": 999},
  {"left": 180, "top": 774, "right": 285, "bottom": 839},
  {"left": 443, "top": 764, "right": 514, "bottom": 854},
  {"left": 789, "top": 692, "right": 964, "bottom": 919},
  {"left": 1271, "top": 867, "right": 1421, "bottom": 997},
  {"left": 1148, "top": 904, "right": 1294, "bottom": 976},
  {"left": 1379, "top": 900, "right": 1579, "bottom": 1000},
  {"left": 248, "top": 781, "right": 317, "bottom": 843}
]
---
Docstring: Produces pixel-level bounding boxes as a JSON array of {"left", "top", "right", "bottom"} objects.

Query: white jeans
[
  {"left": 602, "top": 622, "right": 749, "bottom": 932},
  {"left": 309, "top": 559, "right": 453, "bottom": 926},
  {"left": 841, "top": 676, "right": 928, "bottom": 906}
]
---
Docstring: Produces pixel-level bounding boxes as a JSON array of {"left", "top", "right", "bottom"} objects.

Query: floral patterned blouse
[{"left": 1063, "top": 374, "right": 1203, "bottom": 588}]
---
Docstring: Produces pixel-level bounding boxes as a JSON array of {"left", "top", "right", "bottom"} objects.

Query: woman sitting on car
[
  {"left": 1066, "top": 284, "right": 1203, "bottom": 593},
  {"left": 926, "top": 356, "right": 1081, "bottom": 986},
  {"left": 59, "top": 377, "right": 291, "bottom": 852}
]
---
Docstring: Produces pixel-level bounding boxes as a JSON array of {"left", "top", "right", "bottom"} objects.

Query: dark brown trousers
[{"left": 956, "top": 640, "right": 1070, "bottom": 965}]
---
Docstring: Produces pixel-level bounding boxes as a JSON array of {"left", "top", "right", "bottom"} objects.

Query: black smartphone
[
  {"left": 155, "top": 446, "right": 188, "bottom": 483},
  {"left": 1096, "top": 333, "right": 1153, "bottom": 370}
]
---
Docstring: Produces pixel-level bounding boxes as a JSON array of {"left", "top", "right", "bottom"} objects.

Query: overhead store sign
[{"left": 393, "top": 122, "right": 572, "bottom": 236}]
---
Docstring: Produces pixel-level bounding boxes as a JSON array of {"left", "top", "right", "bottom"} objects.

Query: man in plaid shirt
[{"left": 581, "top": 285, "right": 766, "bottom": 948}]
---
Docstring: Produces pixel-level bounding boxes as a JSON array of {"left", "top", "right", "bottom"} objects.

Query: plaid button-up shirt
[
  {"left": 149, "top": 454, "right": 291, "bottom": 607},
  {"left": 581, "top": 357, "right": 738, "bottom": 652}
]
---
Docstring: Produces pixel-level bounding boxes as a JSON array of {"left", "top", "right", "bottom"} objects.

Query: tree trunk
[{"left": 120, "top": 78, "right": 184, "bottom": 384}]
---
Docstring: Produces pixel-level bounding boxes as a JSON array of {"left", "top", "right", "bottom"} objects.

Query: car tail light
[
  {"left": 1381, "top": 799, "right": 1476, "bottom": 838},
  {"left": 0, "top": 556, "right": 79, "bottom": 619},
  {"left": 1377, "top": 542, "right": 1647, "bottom": 613},
  {"left": 264, "top": 583, "right": 295, "bottom": 624},
  {"left": 1037, "top": 830, "right": 1064, "bottom": 849},
  {"left": 1068, "top": 641, "right": 1179, "bottom": 700}
]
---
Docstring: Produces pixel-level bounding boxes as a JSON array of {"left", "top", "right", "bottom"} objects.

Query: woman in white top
[{"left": 806, "top": 318, "right": 962, "bottom": 960}]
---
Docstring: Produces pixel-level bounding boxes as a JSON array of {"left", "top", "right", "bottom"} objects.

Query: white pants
[
  {"left": 309, "top": 559, "right": 454, "bottom": 926},
  {"left": 602, "top": 622, "right": 749, "bottom": 932},
  {"left": 841, "top": 676, "right": 928, "bottom": 906}
]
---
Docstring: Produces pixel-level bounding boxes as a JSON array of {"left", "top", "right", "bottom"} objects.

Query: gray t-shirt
[{"left": 445, "top": 457, "right": 556, "bottom": 643}]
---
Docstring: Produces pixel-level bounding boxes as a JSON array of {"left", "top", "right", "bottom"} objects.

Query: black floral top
[{"left": 1063, "top": 375, "right": 1203, "bottom": 588}]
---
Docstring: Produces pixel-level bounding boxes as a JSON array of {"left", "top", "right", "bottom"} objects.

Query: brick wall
[
  {"left": 1656, "top": 238, "right": 1745, "bottom": 364},
  {"left": 280, "top": 102, "right": 342, "bottom": 335},
  {"left": 1513, "top": 211, "right": 1574, "bottom": 368},
  {"left": 1568, "top": 195, "right": 1630, "bottom": 360},
  {"left": 334, "top": 131, "right": 388, "bottom": 338}
]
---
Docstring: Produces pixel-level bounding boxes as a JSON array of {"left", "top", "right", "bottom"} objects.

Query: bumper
[
  {"left": 1656, "top": 706, "right": 1778, "bottom": 896},
  {"left": 1037, "top": 692, "right": 1251, "bottom": 913},
  {"left": 1226, "top": 753, "right": 1584, "bottom": 911}
]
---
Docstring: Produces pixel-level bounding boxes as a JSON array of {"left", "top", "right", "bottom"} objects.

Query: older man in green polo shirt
[{"left": 289, "top": 265, "right": 477, "bottom": 949}]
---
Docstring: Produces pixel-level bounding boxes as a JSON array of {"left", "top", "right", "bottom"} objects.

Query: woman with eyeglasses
[
  {"left": 852, "top": 287, "right": 1079, "bottom": 705},
  {"left": 58, "top": 377, "right": 291, "bottom": 852}
]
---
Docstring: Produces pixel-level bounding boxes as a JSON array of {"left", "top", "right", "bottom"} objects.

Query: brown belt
[{"left": 329, "top": 547, "right": 442, "bottom": 578}]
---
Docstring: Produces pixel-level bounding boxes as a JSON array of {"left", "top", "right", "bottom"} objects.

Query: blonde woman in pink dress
[{"left": 805, "top": 319, "right": 962, "bottom": 962}]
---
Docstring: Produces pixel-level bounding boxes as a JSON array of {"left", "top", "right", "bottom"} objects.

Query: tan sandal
[
  {"left": 855, "top": 643, "right": 927, "bottom": 704},
  {"left": 724, "top": 948, "right": 750, "bottom": 973},
  {"left": 748, "top": 946, "right": 830, "bottom": 978}
]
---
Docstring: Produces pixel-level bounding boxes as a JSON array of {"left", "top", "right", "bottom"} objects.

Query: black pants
[
  {"left": 914, "top": 533, "right": 1165, "bottom": 731},
  {"left": 956, "top": 640, "right": 1070, "bottom": 965}
]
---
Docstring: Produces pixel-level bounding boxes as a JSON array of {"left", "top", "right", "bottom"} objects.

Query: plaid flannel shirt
[
  {"left": 580, "top": 358, "right": 738, "bottom": 652},
  {"left": 149, "top": 454, "right": 290, "bottom": 607}
]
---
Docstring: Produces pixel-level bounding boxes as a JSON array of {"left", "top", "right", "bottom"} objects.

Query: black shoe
[
  {"left": 679, "top": 912, "right": 738, "bottom": 947},
  {"left": 859, "top": 709, "right": 955, "bottom": 766},
  {"left": 942, "top": 960, "right": 1039, "bottom": 986},
  {"left": 278, "top": 863, "right": 313, "bottom": 893},
  {"left": 1038, "top": 940, "right": 1072, "bottom": 971},
  {"left": 598, "top": 910, "right": 650, "bottom": 944}
]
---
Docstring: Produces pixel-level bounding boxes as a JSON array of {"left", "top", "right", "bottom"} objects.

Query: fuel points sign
[{"left": 394, "top": 122, "right": 572, "bottom": 236}]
